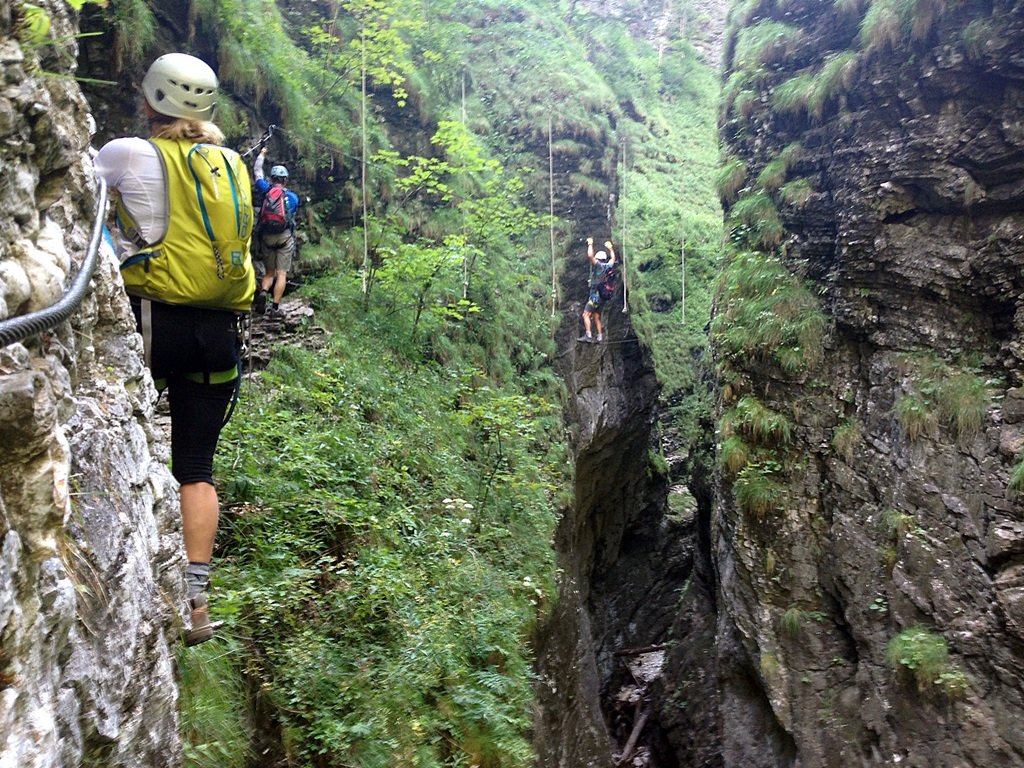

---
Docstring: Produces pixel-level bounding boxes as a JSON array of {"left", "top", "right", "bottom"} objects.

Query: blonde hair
[{"left": 150, "top": 117, "right": 224, "bottom": 145}]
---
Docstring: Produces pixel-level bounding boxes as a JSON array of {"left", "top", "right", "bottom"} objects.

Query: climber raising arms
[{"left": 580, "top": 237, "right": 617, "bottom": 343}]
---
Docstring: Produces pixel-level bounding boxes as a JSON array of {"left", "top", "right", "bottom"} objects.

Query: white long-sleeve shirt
[{"left": 93, "top": 138, "right": 168, "bottom": 256}]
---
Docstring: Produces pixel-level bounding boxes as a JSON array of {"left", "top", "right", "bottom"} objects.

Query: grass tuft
[{"left": 886, "top": 626, "right": 968, "bottom": 697}]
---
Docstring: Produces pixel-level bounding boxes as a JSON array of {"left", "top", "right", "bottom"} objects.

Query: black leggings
[{"left": 131, "top": 298, "right": 239, "bottom": 485}]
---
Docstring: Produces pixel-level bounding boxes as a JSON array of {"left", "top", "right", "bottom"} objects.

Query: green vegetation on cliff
[{"left": 78, "top": 0, "right": 722, "bottom": 764}]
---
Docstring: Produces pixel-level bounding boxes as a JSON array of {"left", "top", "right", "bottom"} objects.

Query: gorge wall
[
  {"left": 659, "top": 2, "right": 1024, "bottom": 766},
  {"left": 0, "top": 1, "right": 183, "bottom": 765}
]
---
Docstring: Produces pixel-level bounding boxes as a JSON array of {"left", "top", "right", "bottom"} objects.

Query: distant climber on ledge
[{"left": 579, "top": 237, "right": 618, "bottom": 343}]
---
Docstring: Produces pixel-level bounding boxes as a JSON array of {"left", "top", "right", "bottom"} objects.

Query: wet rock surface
[
  {"left": 0, "top": 2, "right": 183, "bottom": 765},
  {"left": 662, "top": 2, "right": 1024, "bottom": 766}
]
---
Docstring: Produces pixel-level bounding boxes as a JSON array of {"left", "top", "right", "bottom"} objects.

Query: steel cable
[{"left": 0, "top": 176, "right": 108, "bottom": 348}]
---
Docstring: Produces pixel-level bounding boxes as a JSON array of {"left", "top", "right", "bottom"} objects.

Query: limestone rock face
[
  {"left": 662, "top": 2, "right": 1024, "bottom": 766},
  {"left": 0, "top": 1, "right": 183, "bottom": 766}
]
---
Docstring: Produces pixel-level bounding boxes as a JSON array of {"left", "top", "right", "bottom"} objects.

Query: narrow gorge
[{"left": 1, "top": 0, "right": 1023, "bottom": 767}]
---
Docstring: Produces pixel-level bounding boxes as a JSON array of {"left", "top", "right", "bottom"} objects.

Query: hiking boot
[
  {"left": 253, "top": 291, "right": 268, "bottom": 315},
  {"left": 185, "top": 594, "right": 215, "bottom": 646},
  {"left": 577, "top": 334, "right": 593, "bottom": 343},
  {"left": 268, "top": 305, "right": 285, "bottom": 319},
  {"left": 596, "top": 333, "right": 603, "bottom": 342}
]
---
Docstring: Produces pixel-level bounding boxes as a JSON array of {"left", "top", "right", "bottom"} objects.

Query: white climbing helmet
[
  {"left": 142, "top": 53, "right": 218, "bottom": 121},
  {"left": 595, "top": 250, "right": 609, "bottom": 262},
  {"left": 270, "top": 165, "right": 289, "bottom": 179}
]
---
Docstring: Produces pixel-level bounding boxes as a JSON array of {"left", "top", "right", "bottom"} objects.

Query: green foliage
[
  {"left": 720, "top": 434, "right": 751, "bottom": 475},
  {"left": 780, "top": 606, "right": 802, "bottom": 638},
  {"left": 886, "top": 626, "right": 968, "bottom": 697},
  {"left": 756, "top": 143, "right": 800, "bottom": 193},
  {"left": 712, "top": 250, "right": 826, "bottom": 375},
  {"left": 734, "top": 458, "right": 786, "bottom": 517},
  {"left": 961, "top": 19, "right": 997, "bottom": 59},
  {"left": 832, "top": 420, "right": 860, "bottom": 462},
  {"left": 108, "top": 0, "right": 155, "bottom": 68},
  {"left": 895, "top": 393, "right": 937, "bottom": 441},
  {"left": 179, "top": 640, "right": 251, "bottom": 768},
  {"left": 1010, "top": 456, "right": 1024, "bottom": 493},
  {"left": 882, "top": 507, "right": 916, "bottom": 539},
  {"left": 717, "top": 156, "right": 749, "bottom": 203},
  {"left": 733, "top": 20, "right": 803, "bottom": 69},
  {"left": 210, "top": 263, "right": 564, "bottom": 765},
  {"left": 860, "top": 0, "right": 950, "bottom": 50},
  {"left": 779, "top": 178, "right": 813, "bottom": 207},
  {"left": 934, "top": 371, "right": 989, "bottom": 439},
  {"left": 729, "top": 192, "right": 783, "bottom": 248},
  {"left": 722, "top": 395, "right": 794, "bottom": 447},
  {"left": 772, "top": 51, "right": 856, "bottom": 119},
  {"left": 894, "top": 356, "right": 989, "bottom": 441}
]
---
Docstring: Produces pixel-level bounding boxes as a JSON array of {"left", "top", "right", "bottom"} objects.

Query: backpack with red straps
[
  {"left": 258, "top": 186, "right": 291, "bottom": 234},
  {"left": 597, "top": 262, "right": 619, "bottom": 300}
]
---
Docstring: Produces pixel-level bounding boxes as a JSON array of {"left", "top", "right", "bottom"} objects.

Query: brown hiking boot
[{"left": 185, "top": 593, "right": 215, "bottom": 646}]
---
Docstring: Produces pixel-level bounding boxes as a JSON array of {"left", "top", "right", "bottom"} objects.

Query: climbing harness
[{"left": 0, "top": 176, "right": 109, "bottom": 348}]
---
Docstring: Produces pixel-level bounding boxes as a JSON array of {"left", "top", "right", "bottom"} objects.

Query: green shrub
[
  {"left": 734, "top": 459, "right": 786, "bottom": 517},
  {"left": 895, "top": 358, "right": 989, "bottom": 441},
  {"left": 886, "top": 626, "right": 968, "bottom": 697},
  {"left": 895, "top": 393, "right": 936, "bottom": 441},
  {"left": 935, "top": 372, "right": 989, "bottom": 439},
  {"left": 720, "top": 435, "right": 751, "bottom": 475},
  {"left": 779, "top": 178, "right": 813, "bottom": 207},
  {"left": 772, "top": 72, "right": 816, "bottom": 115},
  {"left": 1009, "top": 456, "right": 1024, "bottom": 493},
  {"left": 717, "top": 156, "right": 749, "bottom": 202},
  {"left": 860, "top": 0, "right": 950, "bottom": 50},
  {"left": 773, "top": 52, "right": 857, "bottom": 119},
  {"left": 729, "top": 192, "right": 783, "bottom": 248},
  {"left": 780, "top": 606, "right": 802, "bottom": 638},
  {"left": 961, "top": 19, "right": 997, "bottom": 59},
  {"left": 882, "top": 507, "right": 916, "bottom": 539},
  {"left": 734, "top": 20, "right": 803, "bottom": 68},
  {"left": 712, "top": 250, "right": 826, "bottom": 374},
  {"left": 723, "top": 395, "right": 795, "bottom": 446}
]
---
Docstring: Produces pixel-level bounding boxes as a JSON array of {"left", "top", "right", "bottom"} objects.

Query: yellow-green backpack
[{"left": 118, "top": 138, "right": 255, "bottom": 312}]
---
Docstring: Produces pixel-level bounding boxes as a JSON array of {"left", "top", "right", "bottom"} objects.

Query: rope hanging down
[
  {"left": 0, "top": 176, "right": 109, "bottom": 348},
  {"left": 548, "top": 115, "right": 556, "bottom": 319},
  {"left": 619, "top": 138, "right": 629, "bottom": 314}
]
